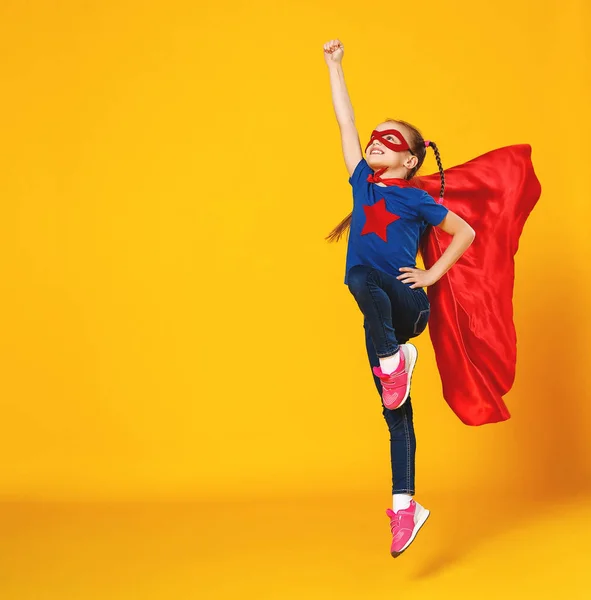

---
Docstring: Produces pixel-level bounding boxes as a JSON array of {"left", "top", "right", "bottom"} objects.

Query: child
[{"left": 322, "top": 38, "right": 541, "bottom": 558}]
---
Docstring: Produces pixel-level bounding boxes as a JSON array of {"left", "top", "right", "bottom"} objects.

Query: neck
[{"left": 377, "top": 166, "right": 407, "bottom": 180}]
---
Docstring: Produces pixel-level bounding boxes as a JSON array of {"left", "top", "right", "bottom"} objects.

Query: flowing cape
[{"left": 414, "top": 144, "right": 541, "bottom": 426}]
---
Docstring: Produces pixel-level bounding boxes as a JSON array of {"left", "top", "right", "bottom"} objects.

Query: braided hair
[{"left": 397, "top": 119, "right": 445, "bottom": 201}]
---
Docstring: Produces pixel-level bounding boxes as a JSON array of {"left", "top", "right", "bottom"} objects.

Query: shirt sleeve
[
  {"left": 417, "top": 190, "right": 449, "bottom": 226},
  {"left": 348, "top": 158, "right": 373, "bottom": 188}
]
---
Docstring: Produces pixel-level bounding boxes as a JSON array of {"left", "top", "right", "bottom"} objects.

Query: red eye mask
[{"left": 365, "top": 129, "right": 412, "bottom": 153}]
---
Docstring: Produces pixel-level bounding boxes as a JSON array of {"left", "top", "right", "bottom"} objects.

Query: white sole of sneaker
[
  {"left": 385, "top": 343, "right": 418, "bottom": 410},
  {"left": 391, "top": 504, "right": 430, "bottom": 558},
  {"left": 402, "top": 342, "right": 418, "bottom": 405}
]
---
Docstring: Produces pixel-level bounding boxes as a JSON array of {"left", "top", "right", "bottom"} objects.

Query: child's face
[{"left": 365, "top": 122, "right": 414, "bottom": 172}]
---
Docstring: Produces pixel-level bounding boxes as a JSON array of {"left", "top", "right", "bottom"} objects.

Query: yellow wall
[{"left": 0, "top": 0, "right": 589, "bottom": 501}]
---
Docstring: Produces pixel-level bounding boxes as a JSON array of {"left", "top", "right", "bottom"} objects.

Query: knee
[{"left": 347, "top": 265, "right": 373, "bottom": 297}]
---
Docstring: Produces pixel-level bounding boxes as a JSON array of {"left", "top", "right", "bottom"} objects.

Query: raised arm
[{"left": 324, "top": 40, "right": 363, "bottom": 177}]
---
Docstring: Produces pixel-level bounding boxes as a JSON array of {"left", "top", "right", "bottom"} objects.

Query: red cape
[{"left": 414, "top": 144, "right": 541, "bottom": 426}]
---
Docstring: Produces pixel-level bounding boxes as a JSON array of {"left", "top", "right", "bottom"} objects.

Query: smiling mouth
[{"left": 370, "top": 149, "right": 384, "bottom": 155}]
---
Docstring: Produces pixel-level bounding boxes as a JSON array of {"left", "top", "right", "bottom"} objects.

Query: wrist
[{"left": 426, "top": 268, "right": 442, "bottom": 284}]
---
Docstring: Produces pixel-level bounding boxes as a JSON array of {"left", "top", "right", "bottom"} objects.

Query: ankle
[
  {"left": 393, "top": 493, "right": 413, "bottom": 512},
  {"left": 379, "top": 349, "right": 401, "bottom": 375}
]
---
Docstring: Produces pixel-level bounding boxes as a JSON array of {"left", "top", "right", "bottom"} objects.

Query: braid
[
  {"left": 429, "top": 141, "right": 445, "bottom": 200},
  {"left": 388, "top": 119, "right": 445, "bottom": 199}
]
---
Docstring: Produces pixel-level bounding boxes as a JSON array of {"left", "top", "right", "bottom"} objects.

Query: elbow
[{"left": 455, "top": 224, "right": 475, "bottom": 245}]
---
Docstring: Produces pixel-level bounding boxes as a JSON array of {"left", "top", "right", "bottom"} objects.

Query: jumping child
[{"left": 322, "top": 38, "right": 541, "bottom": 558}]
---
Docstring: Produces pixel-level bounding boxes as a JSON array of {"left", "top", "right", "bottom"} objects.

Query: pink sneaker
[
  {"left": 372, "top": 343, "right": 418, "bottom": 410},
  {"left": 386, "top": 499, "right": 430, "bottom": 557}
]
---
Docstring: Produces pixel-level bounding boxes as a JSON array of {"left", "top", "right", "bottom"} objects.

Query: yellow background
[{"left": 0, "top": 0, "right": 590, "bottom": 598}]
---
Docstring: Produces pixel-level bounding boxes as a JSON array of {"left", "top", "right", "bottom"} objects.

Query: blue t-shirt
[{"left": 344, "top": 158, "right": 449, "bottom": 285}]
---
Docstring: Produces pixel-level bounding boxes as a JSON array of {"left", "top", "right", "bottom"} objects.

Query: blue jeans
[{"left": 347, "top": 265, "right": 431, "bottom": 495}]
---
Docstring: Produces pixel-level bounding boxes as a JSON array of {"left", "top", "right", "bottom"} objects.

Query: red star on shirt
[{"left": 360, "top": 198, "right": 400, "bottom": 242}]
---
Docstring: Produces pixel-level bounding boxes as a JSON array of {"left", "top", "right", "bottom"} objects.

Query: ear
[{"left": 404, "top": 155, "right": 419, "bottom": 170}]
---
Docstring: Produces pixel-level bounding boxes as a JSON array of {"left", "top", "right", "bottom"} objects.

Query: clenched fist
[{"left": 323, "top": 39, "right": 344, "bottom": 65}]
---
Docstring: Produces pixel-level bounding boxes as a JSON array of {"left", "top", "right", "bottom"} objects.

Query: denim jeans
[{"left": 347, "top": 264, "right": 431, "bottom": 495}]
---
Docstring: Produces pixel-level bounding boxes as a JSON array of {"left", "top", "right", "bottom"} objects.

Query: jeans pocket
[{"left": 413, "top": 308, "right": 430, "bottom": 336}]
